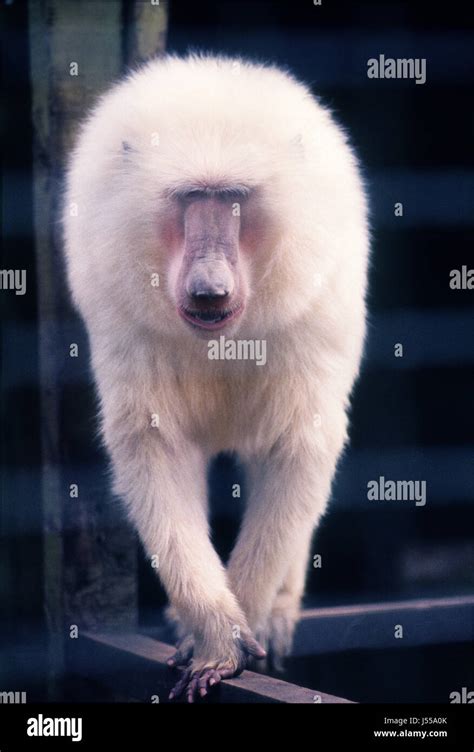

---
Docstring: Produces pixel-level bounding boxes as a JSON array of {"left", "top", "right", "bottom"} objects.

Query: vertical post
[
  {"left": 28, "top": 0, "right": 168, "bottom": 698},
  {"left": 124, "top": 0, "right": 169, "bottom": 68}
]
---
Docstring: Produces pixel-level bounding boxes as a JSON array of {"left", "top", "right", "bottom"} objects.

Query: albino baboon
[{"left": 64, "top": 54, "right": 369, "bottom": 701}]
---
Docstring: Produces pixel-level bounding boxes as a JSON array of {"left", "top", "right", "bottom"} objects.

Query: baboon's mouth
[{"left": 179, "top": 303, "right": 243, "bottom": 331}]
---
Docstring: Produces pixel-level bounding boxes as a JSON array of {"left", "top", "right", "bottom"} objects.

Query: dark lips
[{"left": 179, "top": 303, "right": 243, "bottom": 331}]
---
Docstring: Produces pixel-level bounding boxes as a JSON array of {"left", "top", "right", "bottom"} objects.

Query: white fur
[{"left": 64, "top": 54, "right": 369, "bottom": 682}]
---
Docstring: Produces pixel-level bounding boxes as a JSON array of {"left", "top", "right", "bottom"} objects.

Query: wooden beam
[
  {"left": 69, "top": 632, "right": 353, "bottom": 703},
  {"left": 294, "top": 595, "right": 474, "bottom": 656}
]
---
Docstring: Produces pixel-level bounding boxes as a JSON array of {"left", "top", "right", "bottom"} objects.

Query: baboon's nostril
[{"left": 191, "top": 287, "right": 230, "bottom": 302}]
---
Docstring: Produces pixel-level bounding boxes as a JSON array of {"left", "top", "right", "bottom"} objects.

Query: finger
[
  {"left": 198, "top": 668, "right": 221, "bottom": 697},
  {"left": 168, "top": 668, "right": 191, "bottom": 700},
  {"left": 217, "top": 666, "right": 239, "bottom": 680},
  {"left": 198, "top": 670, "right": 211, "bottom": 697},
  {"left": 167, "top": 649, "right": 191, "bottom": 668},
  {"left": 187, "top": 674, "right": 200, "bottom": 703},
  {"left": 207, "top": 669, "right": 221, "bottom": 687}
]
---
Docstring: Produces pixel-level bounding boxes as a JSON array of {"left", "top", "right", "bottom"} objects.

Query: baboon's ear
[{"left": 290, "top": 133, "right": 305, "bottom": 159}]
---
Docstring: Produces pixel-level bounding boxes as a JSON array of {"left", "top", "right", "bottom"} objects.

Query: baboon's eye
[
  {"left": 170, "top": 185, "right": 254, "bottom": 202},
  {"left": 221, "top": 187, "right": 253, "bottom": 201}
]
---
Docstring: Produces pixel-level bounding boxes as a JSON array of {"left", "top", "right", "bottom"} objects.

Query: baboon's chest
[{"left": 177, "top": 367, "right": 276, "bottom": 455}]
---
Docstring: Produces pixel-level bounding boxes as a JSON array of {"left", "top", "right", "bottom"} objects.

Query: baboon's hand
[{"left": 168, "top": 631, "right": 266, "bottom": 702}]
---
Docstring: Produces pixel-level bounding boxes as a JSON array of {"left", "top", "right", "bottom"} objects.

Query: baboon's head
[{"left": 66, "top": 55, "right": 365, "bottom": 341}]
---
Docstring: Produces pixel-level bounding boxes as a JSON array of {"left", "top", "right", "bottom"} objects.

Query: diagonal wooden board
[{"left": 70, "top": 631, "right": 353, "bottom": 703}]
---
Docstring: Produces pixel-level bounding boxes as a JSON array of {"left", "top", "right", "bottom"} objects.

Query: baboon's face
[
  {"left": 160, "top": 185, "right": 272, "bottom": 337},
  {"left": 175, "top": 191, "right": 246, "bottom": 333}
]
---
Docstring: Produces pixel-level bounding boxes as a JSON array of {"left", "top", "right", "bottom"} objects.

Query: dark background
[{"left": 1, "top": 0, "right": 473, "bottom": 703}]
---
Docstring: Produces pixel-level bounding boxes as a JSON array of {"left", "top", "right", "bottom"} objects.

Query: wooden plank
[
  {"left": 294, "top": 595, "right": 474, "bottom": 656},
  {"left": 69, "top": 632, "right": 353, "bottom": 703}
]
